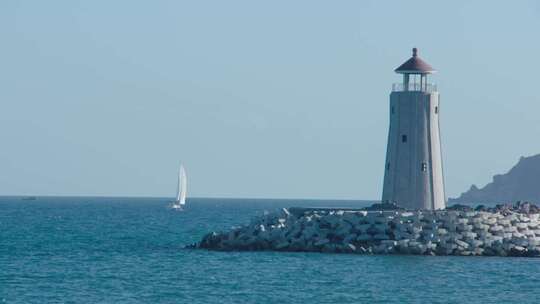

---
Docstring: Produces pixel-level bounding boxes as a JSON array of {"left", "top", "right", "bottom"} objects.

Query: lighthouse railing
[{"left": 392, "top": 83, "right": 437, "bottom": 93}]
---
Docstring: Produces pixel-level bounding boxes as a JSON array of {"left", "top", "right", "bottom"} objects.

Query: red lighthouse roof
[{"left": 395, "top": 48, "right": 435, "bottom": 74}]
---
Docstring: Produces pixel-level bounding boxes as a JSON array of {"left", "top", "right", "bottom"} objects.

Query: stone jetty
[{"left": 197, "top": 206, "right": 540, "bottom": 257}]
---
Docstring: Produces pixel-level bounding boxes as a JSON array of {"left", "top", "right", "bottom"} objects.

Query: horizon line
[{"left": 0, "top": 194, "right": 377, "bottom": 202}]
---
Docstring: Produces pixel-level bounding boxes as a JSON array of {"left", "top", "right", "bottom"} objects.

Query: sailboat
[{"left": 171, "top": 164, "right": 187, "bottom": 210}]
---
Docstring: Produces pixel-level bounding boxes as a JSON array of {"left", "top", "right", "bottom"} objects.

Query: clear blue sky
[{"left": 1, "top": 1, "right": 540, "bottom": 199}]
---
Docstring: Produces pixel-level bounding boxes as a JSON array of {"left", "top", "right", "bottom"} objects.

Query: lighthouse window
[
  {"left": 435, "top": 106, "right": 439, "bottom": 114},
  {"left": 386, "top": 163, "right": 390, "bottom": 170},
  {"left": 391, "top": 106, "right": 395, "bottom": 114},
  {"left": 402, "top": 135, "right": 407, "bottom": 143},
  {"left": 421, "top": 162, "right": 427, "bottom": 172}
]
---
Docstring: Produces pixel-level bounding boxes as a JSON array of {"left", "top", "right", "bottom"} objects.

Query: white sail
[
  {"left": 171, "top": 164, "right": 187, "bottom": 210},
  {"left": 176, "top": 164, "right": 187, "bottom": 205}
]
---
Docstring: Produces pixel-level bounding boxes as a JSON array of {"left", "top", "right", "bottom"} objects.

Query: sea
[{"left": 1, "top": 196, "right": 540, "bottom": 303}]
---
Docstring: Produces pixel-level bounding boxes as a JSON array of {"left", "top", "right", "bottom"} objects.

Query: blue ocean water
[{"left": 1, "top": 197, "right": 540, "bottom": 303}]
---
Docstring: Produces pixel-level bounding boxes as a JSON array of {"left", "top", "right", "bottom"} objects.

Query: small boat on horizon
[
  {"left": 21, "top": 196, "right": 37, "bottom": 201},
  {"left": 170, "top": 164, "right": 187, "bottom": 211}
]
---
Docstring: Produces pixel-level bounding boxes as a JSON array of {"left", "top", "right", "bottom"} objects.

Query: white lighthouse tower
[{"left": 381, "top": 48, "right": 446, "bottom": 210}]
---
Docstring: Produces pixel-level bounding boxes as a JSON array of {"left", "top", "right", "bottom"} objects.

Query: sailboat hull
[{"left": 170, "top": 202, "right": 184, "bottom": 211}]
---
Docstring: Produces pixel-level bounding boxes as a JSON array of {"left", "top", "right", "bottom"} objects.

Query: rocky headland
[
  {"left": 197, "top": 203, "right": 540, "bottom": 257},
  {"left": 450, "top": 154, "right": 540, "bottom": 205}
]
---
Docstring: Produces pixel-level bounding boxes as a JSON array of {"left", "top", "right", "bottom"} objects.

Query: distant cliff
[{"left": 450, "top": 154, "right": 540, "bottom": 205}]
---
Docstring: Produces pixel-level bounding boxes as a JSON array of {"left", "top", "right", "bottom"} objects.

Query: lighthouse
[{"left": 381, "top": 48, "right": 446, "bottom": 210}]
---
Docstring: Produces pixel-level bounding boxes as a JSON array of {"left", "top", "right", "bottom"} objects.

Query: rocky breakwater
[{"left": 198, "top": 207, "right": 540, "bottom": 257}]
